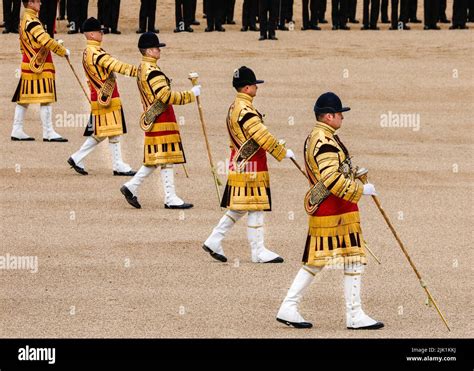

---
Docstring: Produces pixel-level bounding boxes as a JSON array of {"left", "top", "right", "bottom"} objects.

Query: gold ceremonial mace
[
  {"left": 65, "top": 55, "right": 91, "bottom": 104},
  {"left": 188, "top": 72, "right": 222, "bottom": 207},
  {"left": 356, "top": 168, "right": 450, "bottom": 331}
]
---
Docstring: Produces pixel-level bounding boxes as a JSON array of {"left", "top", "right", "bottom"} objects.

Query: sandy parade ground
[{"left": 0, "top": 1, "right": 473, "bottom": 341}]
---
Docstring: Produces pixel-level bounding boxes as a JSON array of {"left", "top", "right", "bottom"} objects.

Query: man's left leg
[{"left": 247, "top": 211, "right": 283, "bottom": 263}]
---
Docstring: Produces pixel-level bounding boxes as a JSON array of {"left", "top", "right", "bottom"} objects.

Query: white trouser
[
  {"left": 108, "top": 135, "right": 132, "bottom": 172},
  {"left": 277, "top": 265, "right": 321, "bottom": 324},
  {"left": 344, "top": 262, "right": 379, "bottom": 328},
  {"left": 160, "top": 165, "right": 185, "bottom": 206},
  {"left": 123, "top": 165, "right": 156, "bottom": 196},
  {"left": 11, "top": 104, "right": 31, "bottom": 139},
  {"left": 203, "top": 210, "right": 246, "bottom": 256},
  {"left": 247, "top": 211, "right": 281, "bottom": 263},
  {"left": 40, "top": 104, "right": 63, "bottom": 140},
  {"left": 70, "top": 136, "right": 104, "bottom": 169}
]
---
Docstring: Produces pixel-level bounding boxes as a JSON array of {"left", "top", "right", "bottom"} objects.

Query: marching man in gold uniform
[
  {"left": 276, "top": 92, "right": 383, "bottom": 329},
  {"left": 120, "top": 33, "right": 200, "bottom": 209},
  {"left": 11, "top": 0, "right": 70, "bottom": 142},
  {"left": 67, "top": 17, "right": 137, "bottom": 176},
  {"left": 202, "top": 66, "right": 295, "bottom": 264}
]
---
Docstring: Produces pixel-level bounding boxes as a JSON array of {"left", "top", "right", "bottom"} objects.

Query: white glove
[
  {"left": 65, "top": 49, "right": 71, "bottom": 57},
  {"left": 285, "top": 149, "right": 295, "bottom": 159},
  {"left": 191, "top": 85, "right": 201, "bottom": 97},
  {"left": 363, "top": 183, "right": 377, "bottom": 196},
  {"left": 57, "top": 39, "right": 64, "bottom": 45}
]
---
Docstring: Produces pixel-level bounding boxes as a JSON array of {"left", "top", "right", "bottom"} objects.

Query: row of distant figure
[{"left": 2, "top": 1, "right": 472, "bottom": 40}]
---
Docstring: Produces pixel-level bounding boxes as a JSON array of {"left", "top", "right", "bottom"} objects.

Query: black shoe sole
[
  {"left": 67, "top": 157, "right": 88, "bottom": 175},
  {"left": 113, "top": 171, "right": 137, "bottom": 176},
  {"left": 120, "top": 186, "right": 141, "bottom": 209},
  {"left": 11, "top": 137, "right": 35, "bottom": 141},
  {"left": 264, "top": 257, "right": 284, "bottom": 263},
  {"left": 276, "top": 317, "right": 313, "bottom": 329},
  {"left": 43, "top": 138, "right": 68, "bottom": 142},
  {"left": 202, "top": 245, "right": 227, "bottom": 262},
  {"left": 164, "top": 203, "right": 193, "bottom": 209},
  {"left": 347, "top": 322, "right": 384, "bottom": 330}
]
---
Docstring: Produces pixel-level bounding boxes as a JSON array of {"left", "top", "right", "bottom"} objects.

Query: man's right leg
[
  {"left": 68, "top": 136, "right": 104, "bottom": 175},
  {"left": 277, "top": 265, "right": 322, "bottom": 328},
  {"left": 120, "top": 165, "right": 156, "bottom": 209},
  {"left": 202, "top": 210, "right": 246, "bottom": 262},
  {"left": 11, "top": 104, "right": 34, "bottom": 141}
]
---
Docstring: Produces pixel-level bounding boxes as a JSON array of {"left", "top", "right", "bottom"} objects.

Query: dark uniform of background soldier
[
  {"left": 222, "top": 0, "right": 236, "bottom": 24},
  {"left": 39, "top": 0, "right": 56, "bottom": 37},
  {"left": 190, "top": 0, "right": 200, "bottom": 25},
  {"left": 205, "top": 0, "right": 225, "bottom": 31},
  {"left": 259, "top": 0, "right": 278, "bottom": 39},
  {"left": 278, "top": 0, "right": 294, "bottom": 30},
  {"left": 347, "top": 0, "right": 359, "bottom": 23},
  {"left": 361, "top": 0, "right": 380, "bottom": 29},
  {"left": 318, "top": 0, "right": 328, "bottom": 22},
  {"left": 408, "top": 0, "right": 421, "bottom": 23},
  {"left": 468, "top": 0, "right": 474, "bottom": 22},
  {"left": 302, "top": 0, "right": 321, "bottom": 30},
  {"left": 98, "top": 0, "right": 121, "bottom": 34},
  {"left": 332, "top": 0, "right": 350, "bottom": 29},
  {"left": 380, "top": 0, "right": 390, "bottom": 23},
  {"left": 59, "top": 0, "right": 66, "bottom": 20},
  {"left": 241, "top": 0, "right": 259, "bottom": 31},
  {"left": 438, "top": 0, "right": 450, "bottom": 22},
  {"left": 175, "top": 0, "right": 194, "bottom": 32},
  {"left": 137, "top": 0, "right": 158, "bottom": 33},
  {"left": 67, "top": 0, "right": 88, "bottom": 33},
  {"left": 424, "top": 0, "right": 440, "bottom": 29},
  {"left": 450, "top": 0, "right": 469, "bottom": 28},
  {"left": 2, "top": 0, "right": 20, "bottom": 33},
  {"left": 389, "top": 0, "right": 409, "bottom": 29}
]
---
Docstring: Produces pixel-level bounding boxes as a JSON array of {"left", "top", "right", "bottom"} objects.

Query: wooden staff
[
  {"left": 356, "top": 168, "right": 450, "bottom": 331},
  {"left": 65, "top": 55, "right": 90, "bottom": 104},
  {"left": 188, "top": 72, "right": 222, "bottom": 206}
]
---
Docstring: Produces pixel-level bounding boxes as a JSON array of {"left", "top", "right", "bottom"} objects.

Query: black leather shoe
[
  {"left": 332, "top": 25, "right": 339, "bottom": 30},
  {"left": 204, "top": 27, "right": 214, "bottom": 32},
  {"left": 265, "top": 256, "right": 284, "bottom": 263},
  {"left": 349, "top": 19, "right": 359, "bottom": 24},
  {"left": 249, "top": 26, "right": 259, "bottom": 31},
  {"left": 11, "top": 136, "right": 35, "bottom": 141},
  {"left": 258, "top": 35, "right": 267, "bottom": 40},
  {"left": 136, "top": 29, "right": 145, "bottom": 34},
  {"left": 340, "top": 25, "right": 350, "bottom": 30},
  {"left": 216, "top": 26, "right": 225, "bottom": 32},
  {"left": 67, "top": 157, "right": 88, "bottom": 175},
  {"left": 439, "top": 18, "right": 450, "bottom": 23},
  {"left": 310, "top": 25, "right": 321, "bottom": 30},
  {"left": 113, "top": 170, "right": 136, "bottom": 176},
  {"left": 241, "top": 26, "right": 248, "bottom": 31},
  {"left": 2, "top": 29, "right": 10, "bottom": 34},
  {"left": 381, "top": 19, "right": 390, "bottom": 24},
  {"left": 120, "top": 186, "right": 141, "bottom": 209},
  {"left": 410, "top": 18, "right": 422, "bottom": 23},
  {"left": 202, "top": 244, "right": 227, "bottom": 262},
  {"left": 361, "top": 25, "right": 370, "bottom": 30},
  {"left": 164, "top": 202, "right": 193, "bottom": 209},
  {"left": 67, "top": 29, "right": 78, "bottom": 34},
  {"left": 185, "top": 26, "right": 194, "bottom": 32},
  {"left": 347, "top": 321, "right": 384, "bottom": 330},
  {"left": 319, "top": 19, "right": 328, "bottom": 24},
  {"left": 192, "top": 20, "right": 200, "bottom": 26},
  {"left": 173, "top": 28, "right": 182, "bottom": 33},
  {"left": 111, "top": 29, "right": 121, "bottom": 34},
  {"left": 43, "top": 137, "right": 68, "bottom": 142},
  {"left": 149, "top": 28, "right": 159, "bottom": 33},
  {"left": 276, "top": 317, "right": 313, "bottom": 329},
  {"left": 268, "top": 34, "right": 278, "bottom": 40}
]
